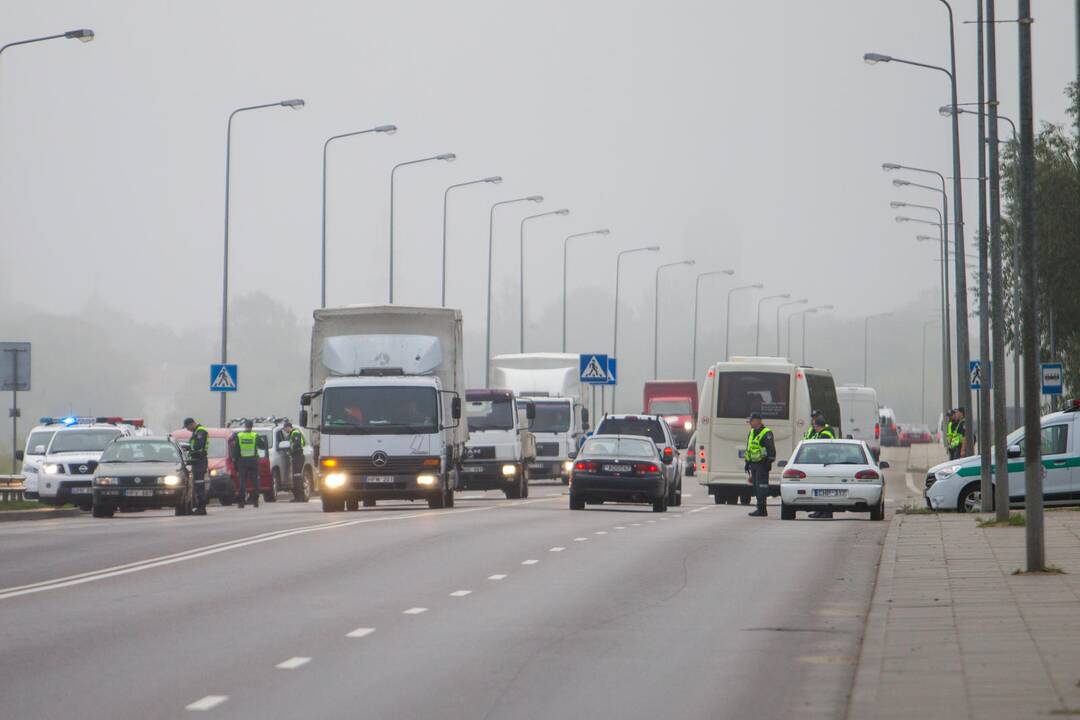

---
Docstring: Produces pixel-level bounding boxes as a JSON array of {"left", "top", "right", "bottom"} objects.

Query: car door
[{"left": 1011, "top": 422, "right": 1073, "bottom": 504}]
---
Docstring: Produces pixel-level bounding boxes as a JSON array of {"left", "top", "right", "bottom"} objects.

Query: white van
[
  {"left": 836, "top": 385, "right": 881, "bottom": 459},
  {"left": 696, "top": 357, "right": 841, "bottom": 505}
]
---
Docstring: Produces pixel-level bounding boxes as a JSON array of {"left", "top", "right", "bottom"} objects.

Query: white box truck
[
  {"left": 489, "top": 353, "right": 590, "bottom": 484},
  {"left": 300, "top": 305, "right": 467, "bottom": 511},
  {"left": 460, "top": 388, "right": 537, "bottom": 498}
]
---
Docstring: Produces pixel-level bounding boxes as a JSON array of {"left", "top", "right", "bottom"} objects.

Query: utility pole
[
  {"left": 976, "top": 0, "right": 993, "bottom": 508},
  {"left": 988, "top": 0, "right": 1010, "bottom": 521},
  {"left": 1017, "top": 0, "right": 1044, "bottom": 570}
]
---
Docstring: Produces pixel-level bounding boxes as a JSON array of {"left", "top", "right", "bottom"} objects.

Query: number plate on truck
[
  {"left": 364, "top": 476, "right": 395, "bottom": 483},
  {"left": 459, "top": 466, "right": 482, "bottom": 474},
  {"left": 70, "top": 487, "right": 91, "bottom": 494}
]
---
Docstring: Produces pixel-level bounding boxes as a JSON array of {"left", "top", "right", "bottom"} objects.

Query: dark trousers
[
  {"left": 290, "top": 454, "right": 305, "bottom": 499},
  {"left": 191, "top": 458, "right": 208, "bottom": 508},
  {"left": 238, "top": 459, "right": 260, "bottom": 504},
  {"left": 948, "top": 446, "right": 961, "bottom": 461},
  {"left": 748, "top": 461, "right": 770, "bottom": 511}
]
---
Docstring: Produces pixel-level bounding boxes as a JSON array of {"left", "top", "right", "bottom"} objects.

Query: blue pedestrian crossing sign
[
  {"left": 579, "top": 354, "right": 609, "bottom": 384},
  {"left": 969, "top": 360, "right": 991, "bottom": 390},
  {"left": 210, "top": 363, "right": 238, "bottom": 392},
  {"left": 605, "top": 357, "right": 618, "bottom": 386}
]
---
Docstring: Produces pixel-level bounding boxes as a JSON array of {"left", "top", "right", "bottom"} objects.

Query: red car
[
  {"left": 898, "top": 425, "right": 934, "bottom": 447},
  {"left": 643, "top": 380, "right": 698, "bottom": 448},
  {"left": 170, "top": 427, "right": 275, "bottom": 504}
]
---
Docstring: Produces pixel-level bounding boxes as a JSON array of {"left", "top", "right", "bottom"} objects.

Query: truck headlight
[
  {"left": 163, "top": 475, "right": 180, "bottom": 486},
  {"left": 95, "top": 476, "right": 116, "bottom": 485},
  {"left": 324, "top": 473, "right": 346, "bottom": 489},
  {"left": 502, "top": 464, "right": 517, "bottom": 477},
  {"left": 43, "top": 463, "right": 61, "bottom": 475},
  {"left": 417, "top": 474, "right": 437, "bottom": 486},
  {"left": 684, "top": 420, "right": 693, "bottom": 431},
  {"left": 563, "top": 461, "right": 573, "bottom": 473}
]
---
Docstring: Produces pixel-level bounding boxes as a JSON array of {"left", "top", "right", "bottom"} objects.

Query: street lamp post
[
  {"left": 775, "top": 298, "right": 808, "bottom": 357},
  {"left": 801, "top": 305, "right": 833, "bottom": 364},
  {"left": 562, "top": 229, "right": 610, "bottom": 352},
  {"left": 754, "top": 294, "right": 790, "bottom": 356},
  {"left": 0, "top": 28, "right": 94, "bottom": 57},
  {"left": 863, "top": 312, "right": 892, "bottom": 386},
  {"left": 520, "top": 209, "right": 570, "bottom": 352},
  {"left": 219, "top": 98, "right": 305, "bottom": 426},
  {"left": 485, "top": 196, "right": 543, "bottom": 385},
  {"left": 788, "top": 309, "right": 815, "bottom": 363},
  {"left": 389, "top": 153, "right": 456, "bottom": 303},
  {"left": 654, "top": 260, "right": 695, "bottom": 379},
  {"left": 442, "top": 176, "right": 502, "bottom": 306},
  {"left": 916, "top": 234, "right": 952, "bottom": 419},
  {"left": 725, "top": 283, "right": 762, "bottom": 361},
  {"left": 613, "top": 246, "right": 661, "bottom": 410},
  {"left": 320, "top": 124, "right": 396, "bottom": 308},
  {"left": 691, "top": 270, "right": 736, "bottom": 379}
]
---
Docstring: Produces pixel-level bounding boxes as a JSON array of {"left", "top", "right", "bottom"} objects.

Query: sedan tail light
[
  {"left": 782, "top": 468, "right": 806, "bottom": 479},
  {"left": 875, "top": 422, "right": 880, "bottom": 440},
  {"left": 574, "top": 461, "right": 597, "bottom": 472},
  {"left": 854, "top": 469, "right": 880, "bottom": 480},
  {"left": 633, "top": 463, "right": 660, "bottom": 474}
]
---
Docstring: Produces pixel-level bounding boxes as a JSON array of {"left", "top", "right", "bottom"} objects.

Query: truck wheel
[
  {"left": 92, "top": 504, "right": 114, "bottom": 518},
  {"left": 346, "top": 499, "right": 360, "bottom": 511},
  {"left": 713, "top": 491, "right": 723, "bottom": 505},
  {"left": 569, "top": 493, "right": 585, "bottom": 510},
  {"left": 505, "top": 482, "right": 521, "bottom": 500},
  {"left": 321, "top": 496, "right": 345, "bottom": 513},
  {"left": 362, "top": 499, "right": 376, "bottom": 508},
  {"left": 444, "top": 483, "right": 455, "bottom": 508},
  {"left": 428, "top": 491, "right": 446, "bottom": 509}
]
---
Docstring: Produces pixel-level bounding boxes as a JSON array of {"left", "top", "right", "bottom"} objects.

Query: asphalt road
[{"left": 0, "top": 454, "right": 918, "bottom": 720}]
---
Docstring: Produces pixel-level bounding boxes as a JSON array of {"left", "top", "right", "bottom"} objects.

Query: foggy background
[{"left": 1, "top": 1, "right": 1075, "bottom": 453}]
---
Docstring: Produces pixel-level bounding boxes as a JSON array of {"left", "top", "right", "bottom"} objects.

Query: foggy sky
[{"left": 0, "top": 1, "right": 1075, "bottom": 440}]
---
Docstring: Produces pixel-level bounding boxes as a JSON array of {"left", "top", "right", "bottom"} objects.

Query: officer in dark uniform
[
  {"left": 232, "top": 419, "right": 266, "bottom": 509},
  {"left": 744, "top": 412, "right": 776, "bottom": 518},
  {"left": 183, "top": 417, "right": 210, "bottom": 515},
  {"left": 282, "top": 421, "right": 307, "bottom": 502},
  {"left": 807, "top": 415, "right": 837, "bottom": 519}
]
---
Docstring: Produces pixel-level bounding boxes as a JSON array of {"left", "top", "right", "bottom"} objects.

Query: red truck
[{"left": 642, "top": 380, "right": 698, "bottom": 448}]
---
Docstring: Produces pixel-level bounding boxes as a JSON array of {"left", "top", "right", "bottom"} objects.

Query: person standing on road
[
  {"left": 183, "top": 418, "right": 210, "bottom": 515},
  {"left": 282, "top": 421, "right": 307, "bottom": 502},
  {"left": 946, "top": 408, "right": 966, "bottom": 460},
  {"left": 803, "top": 409, "right": 824, "bottom": 440},
  {"left": 807, "top": 415, "right": 837, "bottom": 519},
  {"left": 232, "top": 419, "right": 265, "bottom": 509},
  {"left": 744, "top": 412, "right": 776, "bottom": 518}
]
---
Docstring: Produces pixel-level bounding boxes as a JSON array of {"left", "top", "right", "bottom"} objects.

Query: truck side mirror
[
  {"left": 299, "top": 409, "right": 309, "bottom": 428},
  {"left": 582, "top": 422, "right": 590, "bottom": 432},
  {"left": 14, "top": 450, "right": 23, "bottom": 462},
  {"left": 581, "top": 408, "right": 590, "bottom": 424},
  {"left": 568, "top": 450, "right": 577, "bottom": 460},
  {"left": 526, "top": 403, "right": 536, "bottom": 420},
  {"left": 452, "top": 397, "right": 462, "bottom": 420},
  {"left": 300, "top": 394, "right": 312, "bottom": 407}
]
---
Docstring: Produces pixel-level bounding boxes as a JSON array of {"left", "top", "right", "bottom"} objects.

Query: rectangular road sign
[
  {"left": 579, "top": 354, "right": 609, "bottom": 384},
  {"left": 0, "top": 342, "right": 31, "bottom": 391},
  {"left": 969, "top": 360, "right": 991, "bottom": 390},
  {"left": 1042, "top": 363, "right": 1063, "bottom": 395},
  {"left": 210, "top": 363, "right": 238, "bottom": 392},
  {"left": 605, "top": 357, "right": 618, "bottom": 385}
]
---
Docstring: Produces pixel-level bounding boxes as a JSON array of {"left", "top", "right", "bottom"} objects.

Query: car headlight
[
  {"left": 502, "top": 464, "right": 517, "bottom": 477},
  {"left": 324, "top": 473, "right": 346, "bottom": 489},
  {"left": 163, "top": 475, "right": 180, "bottom": 486},
  {"left": 935, "top": 464, "right": 963, "bottom": 481},
  {"left": 209, "top": 468, "right": 220, "bottom": 478},
  {"left": 684, "top": 420, "right": 693, "bottom": 431},
  {"left": 416, "top": 474, "right": 437, "bottom": 486},
  {"left": 43, "top": 463, "right": 61, "bottom": 475},
  {"left": 563, "top": 461, "right": 573, "bottom": 473},
  {"left": 95, "top": 476, "right": 116, "bottom": 486}
]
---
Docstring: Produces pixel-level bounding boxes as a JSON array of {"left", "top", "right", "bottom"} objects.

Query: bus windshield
[{"left": 715, "top": 372, "right": 790, "bottom": 420}]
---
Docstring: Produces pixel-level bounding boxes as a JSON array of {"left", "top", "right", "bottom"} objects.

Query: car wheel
[
  {"left": 92, "top": 504, "right": 114, "bottom": 518},
  {"left": 956, "top": 482, "right": 983, "bottom": 513},
  {"left": 264, "top": 489, "right": 277, "bottom": 503},
  {"left": 345, "top": 499, "right": 360, "bottom": 512},
  {"left": 652, "top": 495, "right": 668, "bottom": 513},
  {"left": 667, "top": 481, "right": 677, "bottom": 506},
  {"left": 362, "top": 498, "right": 376, "bottom": 508},
  {"left": 725, "top": 494, "right": 739, "bottom": 505},
  {"left": 569, "top": 493, "right": 585, "bottom": 510},
  {"left": 781, "top": 504, "right": 795, "bottom": 521},
  {"left": 321, "top": 496, "right": 345, "bottom": 513},
  {"left": 870, "top": 498, "right": 885, "bottom": 521},
  {"left": 174, "top": 492, "right": 191, "bottom": 516}
]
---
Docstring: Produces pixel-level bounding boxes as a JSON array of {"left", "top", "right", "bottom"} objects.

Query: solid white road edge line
[
  {"left": 275, "top": 657, "right": 311, "bottom": 670},
  {"left": 186, "top": 695, "right": 228, "bottom": 712}
]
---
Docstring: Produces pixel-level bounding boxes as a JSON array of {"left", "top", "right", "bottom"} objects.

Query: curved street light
[
  {"left": 754, "top": 293, "right": 790, "bottom": 355},
  {"left": 775, "top": 298, "right": 808, "bottom": 357},
  {"left": 725, "top": 282, "right": 762, "bottom": 361},
  {"left": 442, "top": 175, "right": 502, "bottom": 306},
  {"left": 0, "top": 28, "right": 94, "bottom": 56},
  {"left": 612, "top": 246, "right": 660, "bottom": 410},
  {"left": 520, "top": 209, "right": 570, "bottom": 352},
  {"left": 654, "top": 260, "right": 695, "bottom": 379},
  {"left": 562, "top": 229, "right": 611, "bottom": 352},
  {"left": 389, "top": 153, "right": 456, "bottom": 302},
  {"left": 690, "top": 270, "right": 735, "bottom": 380}
]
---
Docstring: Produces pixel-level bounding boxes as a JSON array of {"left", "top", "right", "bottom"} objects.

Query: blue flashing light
[{"left": 62, "top": 416, "right": 78, "bottom": 426}]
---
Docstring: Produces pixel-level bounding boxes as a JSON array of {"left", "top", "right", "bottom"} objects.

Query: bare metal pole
[
  {"left": 976, "top": 0, "right": 993, "bottom": 507},
  {"left": 654, "top": 260, "right": 695, "bottom": 379},
  {"left": 691, "top": 270, "right": 735, "bottom": 377}
]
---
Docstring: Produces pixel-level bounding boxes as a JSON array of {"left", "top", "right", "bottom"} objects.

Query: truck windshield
[
  {"left": 467, "top": 399, "right": 514, "bottom": 431},
  {"left": 649, "top": 399, "right": 691, "bottom": 415},
  {"left": 323, "top": 386, "right": 439, "bottom": 435},
  {"left": 49, "top": 429, "right": 122, "bottom": 453},
  {"left": 531, "top": 403, "right": 570, "bottom": 433}
]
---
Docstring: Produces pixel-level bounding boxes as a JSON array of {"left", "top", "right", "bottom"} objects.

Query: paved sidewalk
[{"left": 849, "top": 510, "right": 1080, "bottom": 719}]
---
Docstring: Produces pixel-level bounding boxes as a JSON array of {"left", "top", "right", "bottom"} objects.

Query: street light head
[
  {"left": 684, "top": 259, "right": 697, "bottom": 266},
  {"left": 280, "top": 98, "right": 305, "bottom": 110},
  {"left": 723, "top": 269, "right": 736, "bottom": 276},
  {"left": 895, "top": 216, "right": 911, "bottom": 223},
  {"left": 889, "top": 201, "right": 906, "bottom": 209},
  {"left": 916, "top": 235, "right": 938, "bottom": 241},
  {"left": 646, "top": 245, "right": 660, "bottom": 252},
  {"left": 554, "top": 208, "right": 570, "bottom": 216},
  {"left": 892, "top": 179, "right": 911, "bottom": 187},
  {"left": 863, "top": 52, "right": 892, "bottom": 65},
  {"left": 483, "top": 176, "right": 503, "bottom": 184},
  {"left": 938, "top": 105, "right": 956, "bottom": 117},
  {"left": 780, "top": 293, "right": 791, "bottom": 299},
  {"left": 374, "top": 124, "right": 398, "bottom": 134},
  {"left": 526, "top": 195, "right": 543, "bottom": 203},
  {"left": 881, "top": 162, "right": 901, "bottom": 171},
  {"left": 65, "top": 28, "right": 94, "bottom": 43},
  {"left": 436, "top": 153, "right": 456, "bottom": 162}
]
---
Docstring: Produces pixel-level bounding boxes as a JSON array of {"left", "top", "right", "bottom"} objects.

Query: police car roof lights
[{"left": 38, "top": 416, "right": 144, "bottom": 427}]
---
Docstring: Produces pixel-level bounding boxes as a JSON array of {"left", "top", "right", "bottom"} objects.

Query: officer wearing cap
[
  {"left": 804, "top": 409, "right": 825, "bottom": 440},
  {"left": 946, "top": 407, "right": 966, "bottom": 460},
  {"left": 744, "top": 412, "right": 776, "bottom": 517},
  {"left": 183, "top": 418, "right": 209, "bottom": 515}
]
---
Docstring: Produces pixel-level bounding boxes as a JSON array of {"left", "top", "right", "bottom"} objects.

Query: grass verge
[{"left": 977, "top": 513, "right": 1026, "bottom": 528}]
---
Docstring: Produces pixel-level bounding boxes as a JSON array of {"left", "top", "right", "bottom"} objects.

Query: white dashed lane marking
[
  {"left": 614, "top": 526, "right": 626, "bottom": 530},
  {"left": 275, "top": 657, "right": 311, "bottom": 670},
  {"left": 186, "top": 696, "right": 228, "bottom": 712},
  {"left": 549, "top": 547, "right": 565, "bottom": 552},
  {"left": 573, "top": 537, "right": 588, "bottom": 542},
  {"left": 346, "top": 627, "right": 375, "bottom": 638},
  {"left": 521, "top": 559, "right": 539, "bottom": 565},
  {"left": 403, "top": 607, "right": 428, "bottom": 615},
  {"left": 595, "top": 531, "right": 607, "bottom": 535},
  {"left": 488, "top": 574, "right": 507, "bottom": 580},
  {"left": 450, "top": 590, "right": 472, "bottom": 597}
]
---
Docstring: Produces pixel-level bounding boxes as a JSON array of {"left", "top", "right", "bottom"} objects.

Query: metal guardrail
[{"left": 0, "top": 475, "right": 27, "bottom": 502}]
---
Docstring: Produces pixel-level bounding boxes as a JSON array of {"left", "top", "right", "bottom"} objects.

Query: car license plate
[
  {"left": 529, "top": 463, "right": 544, "bottom": 470},
  {"left": 603, "top": 464, "right": 631, "bottom": 473},
  {"left": 812, "top": 489, "right": 847, "bottom": 498},
  {"left": 364, "top": 476, "right": 395, "bottom": 483},
  {"left": 460, "top": 466, "right": 482, "bottom": 474},
  {"left": 70, "top": 487, "right": 91, "bottom": 494},
  {"left": 126, "top": 489, "right": 153, "bottom": 497}
]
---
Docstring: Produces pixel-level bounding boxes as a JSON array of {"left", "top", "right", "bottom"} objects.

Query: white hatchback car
[{"left": 778, "top": 439, "right": 888, "bottom": 521}]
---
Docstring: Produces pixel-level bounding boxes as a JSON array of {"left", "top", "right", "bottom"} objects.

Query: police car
[
  {"left": 924, "top": 400, "right": 1080, "bottom": 512},
  {"left": 17, "top": 423, "right": 61, "bottom": 500},
  {"left": 33, "top": 417, "right": 149, "bottom": 510}
]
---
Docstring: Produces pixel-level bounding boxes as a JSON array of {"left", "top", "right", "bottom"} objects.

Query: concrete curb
[
  {"left": 0, "top": 508, "right": 84, "bottom": 522},
  {"left": 845, "top": 512, "right": 902, "bottom": 719}
]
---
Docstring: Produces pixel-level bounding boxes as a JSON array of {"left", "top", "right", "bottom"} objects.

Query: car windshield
[
  {"left": 794, "top": 443, "right": 868, "bottom": 466},
  {"left": 650, "top": 399, "right": 692, "bottom": 415},
  {"left": 582, "top": 437, "right": 657, "bottom": 459},
  {"left": 49, "top": 429, "right": 122, "bottom": 453},
  {"left": 322, "top": 386, "right": 438, "bottom": 435},
  {"left": 596, "top": 417, "right": 666, "bottom": 444},
  {"left": 716, "top": 371, "right": 790, "bottom": 420},
  {"left": 466, "top": 398, "right": 515, "bottom": 431},
  {"left": 25, "top": 430, "right": 55, "bottom": 455},
  {"left": 100, "top": 441, "right": 180, "bottom": 463},
  {"left": 531, "top": 403, "right": 571, "bottom": 433}
]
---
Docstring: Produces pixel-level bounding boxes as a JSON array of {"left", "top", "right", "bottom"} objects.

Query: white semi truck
[
  {"left": 489, "top": 353, "right": 590, "bottom": 484},
  {"left": 300, "top": 305, "right": 467, "bottom": 511}
]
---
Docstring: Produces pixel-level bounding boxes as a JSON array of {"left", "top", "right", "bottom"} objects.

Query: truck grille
[
  {"left": 536, "top": 442, "right": 560, "bottom": 457},
  {"left": 67, "top": 461, "right": 98, "bottom": 475},
  {"left": 333, "top": 456, "right": 439, "bottom": 475}
]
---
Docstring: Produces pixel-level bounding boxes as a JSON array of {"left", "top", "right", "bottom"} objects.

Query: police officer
[
  {"left": 946, "top": 407, "right": 966, "bottom": 460},
  {"left": 282, "top": 421, "right": 307, "bottom": 502},
  {"left": 183, "top": 417, "right": 210, "bottom": 515},
  {"left": 232, "top": 419, "right": 266, "bottom": 508},
  {"left": 804, "top": 409, "right": 825, "bottom": 440},
  {"left": 807, "top": 415, "right": 837, "bottom": 519},
  {"left": 744, "top": 412, "right": 776, "bottom": 518}
]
